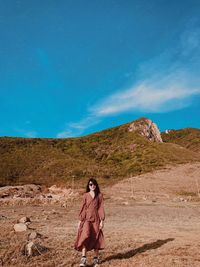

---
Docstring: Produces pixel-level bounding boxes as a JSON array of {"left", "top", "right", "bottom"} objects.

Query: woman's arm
[
  {"left": 98, "top": 193, "right": 105, "bottom": 222},
  {"left": 78, "top": 194, "right": 86, "bottom": 221}
]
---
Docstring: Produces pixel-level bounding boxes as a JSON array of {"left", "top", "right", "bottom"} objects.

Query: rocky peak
[{"left": 128, "top": 118, "right": 163, "bottom": 142}]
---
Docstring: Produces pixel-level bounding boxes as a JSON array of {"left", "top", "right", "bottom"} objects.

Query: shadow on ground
[{"left": 101, "top": 238, "right": 174, "bottom": 264}]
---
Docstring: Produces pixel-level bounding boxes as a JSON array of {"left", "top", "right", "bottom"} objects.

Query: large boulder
[
  {"left": 128, "top": 118, "right": 163, "bottom": 142},
  {"left": 14, "top": 223, "right": 28, "bottom": 232}
]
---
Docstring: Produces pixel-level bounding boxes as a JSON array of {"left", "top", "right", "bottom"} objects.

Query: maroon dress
[{"left": 75, "top": 192, "right": 105, "bottom": 251}]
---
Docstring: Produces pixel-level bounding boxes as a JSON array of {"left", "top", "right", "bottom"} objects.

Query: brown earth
[{"left": 0, "top": 162, "right": 200, "bottom": 267}]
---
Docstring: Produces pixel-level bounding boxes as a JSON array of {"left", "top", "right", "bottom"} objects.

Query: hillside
[
  {"left": 161, "top": 128, "right": 200, "bottom": 153},
  {"left": 0, "top": 119, "right": 200, "bottom": 187}
]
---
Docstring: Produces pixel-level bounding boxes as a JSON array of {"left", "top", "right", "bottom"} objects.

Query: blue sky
[{"left": 0, "top": 0, "right": 200, "bottom": 138}]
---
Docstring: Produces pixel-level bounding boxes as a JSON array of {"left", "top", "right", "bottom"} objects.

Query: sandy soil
[{"left": 0, "top": 162, "right": 200, "bottom": 267}]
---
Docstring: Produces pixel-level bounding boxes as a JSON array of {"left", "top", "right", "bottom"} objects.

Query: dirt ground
[{"left": 1, "top": 162, "right": 200, "bottom": 267}]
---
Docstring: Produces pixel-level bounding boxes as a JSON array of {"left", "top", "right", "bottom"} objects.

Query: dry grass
[{"left": 1, "top": 163, "right": 200, "bottom": 267}]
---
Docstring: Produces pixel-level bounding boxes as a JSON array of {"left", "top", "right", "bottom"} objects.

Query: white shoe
[
  {"left": 79, "top": 256, "right": 86, "bottom": 267},
  {"left": 93, "top": 257, "right": 99, "bottom": 267}
]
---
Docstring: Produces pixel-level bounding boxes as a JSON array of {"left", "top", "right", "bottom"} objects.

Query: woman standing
[{"left": 75, "top": 178, "right": 105, "bottom": 267}]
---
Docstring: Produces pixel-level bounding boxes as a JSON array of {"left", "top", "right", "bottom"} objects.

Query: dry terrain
[{"left": 1, "top": 162, "right": 200, "bottom": 267}]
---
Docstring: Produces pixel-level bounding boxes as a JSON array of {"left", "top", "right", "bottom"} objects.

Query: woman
[{"left": 75, "top": 178, "right": 105, "bottom": 267}]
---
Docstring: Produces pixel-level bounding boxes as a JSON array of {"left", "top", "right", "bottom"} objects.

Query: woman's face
[{"left": 89, "top": 181, "right": 96, "bottom": 191}]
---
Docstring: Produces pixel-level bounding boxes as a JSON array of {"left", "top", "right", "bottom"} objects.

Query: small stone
[
  {"left": 0, "top": 215, "right": 7, "bottom": 220},
  {"left": 14, "top": 223, "right": 28, "bottom": 232},
  {"left": 25, "top": 241, "right": 34, "bottom": 256},
  {"left": 28, "top": 231, "right": 39, "bottom": 240},
  {"left": 61, "top": 202, "right": 67, "bottom": 208},
  {"left": 19, "top": 217, "right": 31, "bottom": 224},
  {"left": 52, "top": 209, "right": 57, "bottom": 214}
]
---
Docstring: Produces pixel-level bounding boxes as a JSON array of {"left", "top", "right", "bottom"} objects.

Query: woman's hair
[{"left": 86, "top": 178, "right": 100, "bottom": 197}]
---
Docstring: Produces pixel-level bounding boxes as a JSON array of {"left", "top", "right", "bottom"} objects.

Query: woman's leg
[
  {"left": 80, "top": 247, "right": 87, "bottom": 266},
  {"left": 94, "top": 249, "right": 99, "bottom": 258},
  {"left": 93, "top": 250, "right": 99, "bottom": 266},
  {"left": 82, "top": 247, "right": 86, "bottom": 257}
]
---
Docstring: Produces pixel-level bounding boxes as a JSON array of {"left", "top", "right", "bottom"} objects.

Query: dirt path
[{"left": 0, "top": 163, "right": 200, "bottom": 267}]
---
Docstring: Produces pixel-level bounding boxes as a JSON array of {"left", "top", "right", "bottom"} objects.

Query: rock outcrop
[
  {"left": 128, "top": 118, "right": 163, "bottom": 142},
  {"left": 0, "top": 184, "right": 42, "bottom": 199},
  {"left": 0, "top": 183, "right": 77, "bottom": 206}
]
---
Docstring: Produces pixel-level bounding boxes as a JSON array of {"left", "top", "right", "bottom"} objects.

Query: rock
[
  {"left": 24, "top": 241, "right": 48, "bottom": 256},
  {"left": 142, "top": 195, "right": 147, "bottom": 201},
  {"left": 129, "top": 143, "right": 137, "bottom": 152},
  {"left": 61, "top": 203, "right": 67, "bottom": 208},
  {"left": 26, "top": 241, "right": 34, "bottom": 256},
  {"left": 14, "top": 223, "right": 28, "bottom": 232},
  {"left": 52, "top": 209, "right": 57, "bottom": 214},
  {"left": 0, "top": 215, "right": 7, "bottom": 220},
  {"left": 28, "top": 231, "right": 40, "bottom": 240},
  {"left": 128, "top": 118, "right": 163, "bottom": 142},
  {"left": 19, "top": 217, "right": 31, "bottom": 224}
]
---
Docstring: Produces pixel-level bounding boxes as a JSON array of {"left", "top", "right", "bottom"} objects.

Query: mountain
[{"left": 0, "top": 118, "right": 199, "bottom": 187}]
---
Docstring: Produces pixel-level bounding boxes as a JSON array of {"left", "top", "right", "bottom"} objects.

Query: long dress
[{"left": 74, "top": 192, "right": 105, "bottom": 251}]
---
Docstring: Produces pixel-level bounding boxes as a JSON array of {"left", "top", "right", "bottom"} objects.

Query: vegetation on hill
[
  {"left": 0, "top": 122, "right": 199, "bottom": 187},
  {"left": 161, "top": 128, "right": 200, "bottom": 153}
]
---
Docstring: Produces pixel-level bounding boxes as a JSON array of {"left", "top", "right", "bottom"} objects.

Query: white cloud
[
  {"left": 91, "top": 76, "right": 200, "bottom": 116},
  {"left": 90, "top": 25, "right": 200, "bottom": 116}
]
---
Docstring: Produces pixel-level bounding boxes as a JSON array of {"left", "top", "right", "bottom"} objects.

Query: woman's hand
[
  {"left": 100, "top": 220, "right": 104, "bottom": 230},
  {"left": 77, "top": 221, "right": 81, "bottom": 231}
]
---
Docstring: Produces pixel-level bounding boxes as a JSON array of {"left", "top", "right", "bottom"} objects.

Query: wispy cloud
[
  {"left": 91, "top": 74, "right": 200, "bottom": 116},
  {"left": 57, "top": 23, "right": 200, "bottom": 137},
  {"left": 57, "top": 116, "right": 101, "bottom": 138},
  {"left": 24, "top": 131, "right": 37, "bottom": 138},
  {"left": 91, "top": 25, "right": 200, "bottom": 116},
  {"left": 14, "top": 127, "right": 38, "bottom": 138}
]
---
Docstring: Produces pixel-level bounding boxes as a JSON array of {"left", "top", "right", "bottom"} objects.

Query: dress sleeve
[
  {"left": 78, "top": 194, "right": 86, "bottom": 221},
  {"left": 98, "top": 193, "right": 105, "bottom": 221}
]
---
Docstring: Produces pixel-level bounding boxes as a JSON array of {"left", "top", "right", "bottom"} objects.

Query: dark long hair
[{"left": 86, "top": 178, "right": 100, "bottom": 197}]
